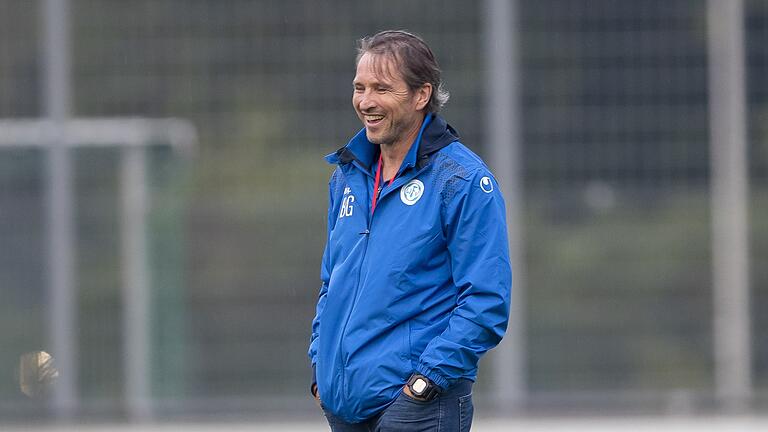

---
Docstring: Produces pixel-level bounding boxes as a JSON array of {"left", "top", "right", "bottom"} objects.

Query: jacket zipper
[
  {"left": 335, "top": 162, "right": 428, "bottom": 409},
  {"left": 335, "top": 166, "right": 374, "bottom": 408}
]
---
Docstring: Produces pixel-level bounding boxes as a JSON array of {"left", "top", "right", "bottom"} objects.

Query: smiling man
[{"left": 308, "top": 30, "right": 512, "bottom": 432}]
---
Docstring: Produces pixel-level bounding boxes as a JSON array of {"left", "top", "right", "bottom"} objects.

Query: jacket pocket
[{"left": 388, "top": 229, "right": 445, "bottom": 279}]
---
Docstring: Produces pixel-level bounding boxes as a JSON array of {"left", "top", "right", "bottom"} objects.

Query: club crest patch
[{"left": 400, "top": 179, "right": 425, "bottom": 205}]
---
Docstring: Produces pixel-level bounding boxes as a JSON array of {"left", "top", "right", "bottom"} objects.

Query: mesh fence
[
  {"left": 0, "top": 0, "right": 766, "bottom": 420},
  {"left": 747, "top": 0, "right": 768, "bottom": 393},
  {"left": 521, "top": 0, "right": 713, "bottom": 394}
]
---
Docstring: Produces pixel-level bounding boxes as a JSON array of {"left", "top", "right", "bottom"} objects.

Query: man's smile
[{"left": 364, "top": 114, "right": 385, "bottom": 126}]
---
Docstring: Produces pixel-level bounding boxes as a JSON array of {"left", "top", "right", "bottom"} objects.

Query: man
[{"left": 308, "top": 30, "right": 511, "bottom": 431}]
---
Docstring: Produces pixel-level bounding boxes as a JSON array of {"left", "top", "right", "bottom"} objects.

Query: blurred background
[{"left": 0, "top": 0, "right": 766, "bottom": 428}]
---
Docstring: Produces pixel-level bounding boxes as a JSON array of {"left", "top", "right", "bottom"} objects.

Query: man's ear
[{"left": 415, "top": 83, "right": 432, "bottom": 111}]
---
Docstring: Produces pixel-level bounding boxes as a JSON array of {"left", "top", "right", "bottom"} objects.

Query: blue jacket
[{"left": 308, "top": 114, "right": 511, "bottom": 423}]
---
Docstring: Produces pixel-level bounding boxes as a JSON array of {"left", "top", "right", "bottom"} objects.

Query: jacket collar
[{"left": 325, "top": 113, "right": 459, "bottom": 173}]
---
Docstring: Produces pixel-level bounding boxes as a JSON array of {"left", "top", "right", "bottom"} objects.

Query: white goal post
[{"left": 0, "top": 117, "right": 197, "bottom": 421}]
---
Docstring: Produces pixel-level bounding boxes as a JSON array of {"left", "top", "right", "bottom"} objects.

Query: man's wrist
[{"left": 310, "top": 363, "right": 318, "bottom": 397}]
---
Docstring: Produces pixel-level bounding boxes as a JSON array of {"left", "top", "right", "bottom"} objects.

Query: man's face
[{"left": 352, "top": 53, "right": 430, "bottom": 146}]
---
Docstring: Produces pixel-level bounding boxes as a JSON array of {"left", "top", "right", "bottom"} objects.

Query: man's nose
[{"left": 357, "top": 91, "right": 377, "bottom": 111}]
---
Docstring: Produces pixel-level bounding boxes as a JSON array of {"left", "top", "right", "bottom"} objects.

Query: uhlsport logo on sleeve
[
  {"left": 400, "top": 179, "right": 425, "bottom": 205},
  {"left": 480, "top": 176, "right": 494, "bottom": 193}
]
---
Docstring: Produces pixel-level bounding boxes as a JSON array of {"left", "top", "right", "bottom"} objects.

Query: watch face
[{"left": 413, "top": 378, "right": 427, "bottom": 394}]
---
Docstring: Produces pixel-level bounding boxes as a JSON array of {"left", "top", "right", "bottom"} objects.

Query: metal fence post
[
  {"left": 41, "top": 0, "right": 78, "bottom": 419},
  {"left": 121, "top": 144, "right": 152, "bottom": 421},
  {"left": 706, "top": 0, "right": 752, "bottom": 412},
  {"left": 484, "top": 0, "right": 526, "bottom": 411}
]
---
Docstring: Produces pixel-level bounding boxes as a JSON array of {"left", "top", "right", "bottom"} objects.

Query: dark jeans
[{"left": 321, "top": 379, "right": 474, "bottom": 432}]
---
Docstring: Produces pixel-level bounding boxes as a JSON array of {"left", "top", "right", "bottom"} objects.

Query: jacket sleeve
[
  {"left": 308, "top": 176, "right": 337, "bottom": 372},
  {"left": 415, "top": 170, "right": 512, "bottom": 389}
]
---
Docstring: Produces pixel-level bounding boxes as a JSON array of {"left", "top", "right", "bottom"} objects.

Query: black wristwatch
[{"left": 406, "top": 373, "right": 440, "bottom": 401}]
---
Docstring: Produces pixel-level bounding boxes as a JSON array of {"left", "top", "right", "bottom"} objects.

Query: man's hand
[
  {"left": 311, "top": 383, "right": 321, "bottom": 407},
  {"left": 402, "top": 384, "right": 416, "bottom": 398}
]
